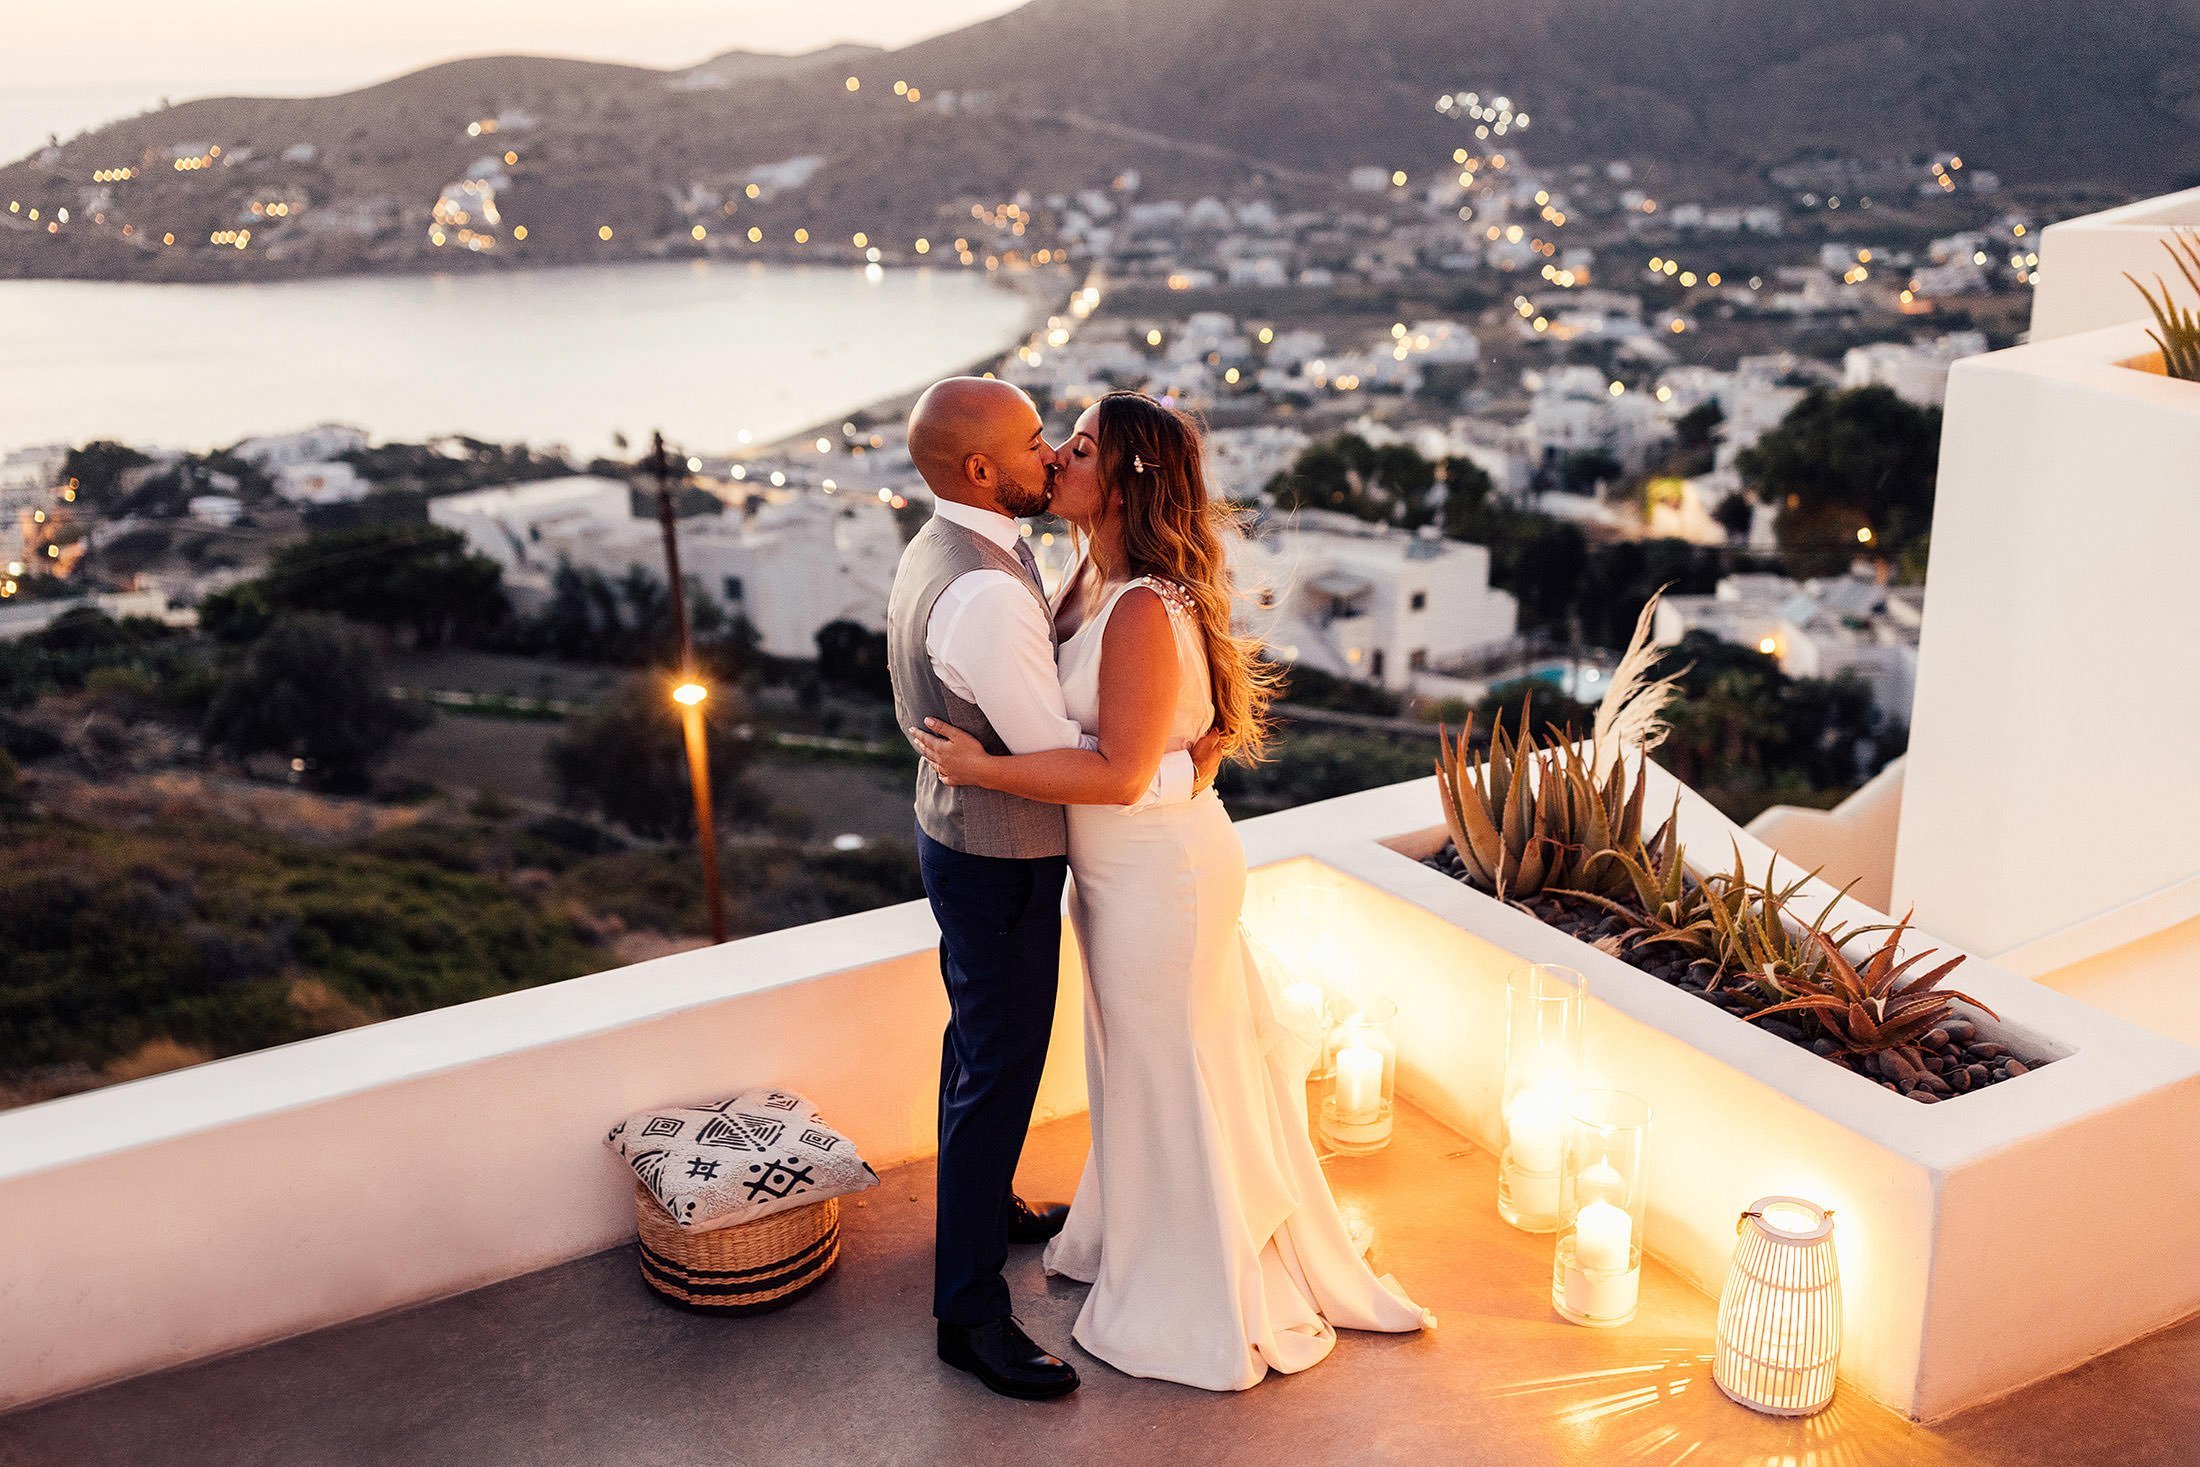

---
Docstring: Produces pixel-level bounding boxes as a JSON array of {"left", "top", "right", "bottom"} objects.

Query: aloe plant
[
  {"left": 1547, "top": 794, "right": 1721, "bottom": 963},
  {"left": 1434, "top": 699, "right": 1647, "bottom": 907},
  {"left": 1744, "top": 910, "right": 1999, "bottom": 1059},
  {"left": 2126, "top": 228, "right": 2200, "bottom": 383},
  {"left": 1702, "top": 843, "right": 1863, "bottom": 1006}
]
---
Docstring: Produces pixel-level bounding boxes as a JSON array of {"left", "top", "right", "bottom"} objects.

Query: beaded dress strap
[{"left": 1125, "top": 574, "right": 1196, "bottom": 622}]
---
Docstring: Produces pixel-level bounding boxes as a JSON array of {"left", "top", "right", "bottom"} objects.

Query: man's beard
[{"left": 997, "top": 465, "right": 1051, "bottom": 517}]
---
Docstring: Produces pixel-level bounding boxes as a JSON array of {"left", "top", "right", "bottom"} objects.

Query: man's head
[{"left": 907, "top": 376, "right": 1054, "bottom": 518}]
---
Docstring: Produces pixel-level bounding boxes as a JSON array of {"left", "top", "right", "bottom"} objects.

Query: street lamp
[{"left": 649, "top": 430, "right": 728, "bottom": 945}]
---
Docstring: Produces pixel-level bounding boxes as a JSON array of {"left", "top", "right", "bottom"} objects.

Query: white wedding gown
[{"left": 1040, "top": 573, "right": 1433, "bottom": 1391}]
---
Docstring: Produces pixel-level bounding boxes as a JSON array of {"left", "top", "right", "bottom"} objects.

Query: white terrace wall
[
  {"left": 2031, "top": 187, "right": 2200, "bottom": 341},
  {"left": 7, "top": 776, "right": 2200, "bottom": 1422},
  {"left": 0, "top": 898, "right": 1096, "bottom": 1414},
  {"left": 1892, "top": 321, "right": 2200, "bottom": 960}
]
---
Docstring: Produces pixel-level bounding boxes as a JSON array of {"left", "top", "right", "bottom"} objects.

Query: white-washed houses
[
  {"left": 1842, "top": 331, "right": 1989, "bottom": 408},
  {"left": 1231, "top": 510, "right": 1517, "bottom": 691},
  {"left": 1653, "top": 569, "right": 1922, "bottom": 721},
  {"left": 230, "top": 424, "right": 368, "bottom": 470}
]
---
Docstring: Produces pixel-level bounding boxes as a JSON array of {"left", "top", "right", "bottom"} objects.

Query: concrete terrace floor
[{"left": 4, "top": 1103, "right": 2196, "bottom": 1467}]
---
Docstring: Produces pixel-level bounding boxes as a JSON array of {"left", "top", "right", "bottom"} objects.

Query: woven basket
[{"left": 632, "top": 1181, "right": 841, "bottom": 1314}]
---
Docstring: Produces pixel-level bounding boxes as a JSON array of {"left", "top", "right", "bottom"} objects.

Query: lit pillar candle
[
  {"left": 1506, "top": 1082, "right": 1568, "bottom": 1173},
  {"left": 1334, "top": 1043, "right": 1384, "bottom": 1124},
  {"left": 1574, "top": 1200, "right": 1633, "bottom": 1272},
  {"left": 1559, "top": 1199, "right": 1641, "bottom": 1323},
  {"left": 1577, "top": 1160, "right": 1628, "bottom": 1207}
]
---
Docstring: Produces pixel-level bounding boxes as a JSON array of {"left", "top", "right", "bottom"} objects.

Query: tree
[
  {"left": 261, "top": 526, "right": 508, "bottom": 647},
  {"left": 1736, "top": 387, "right": 1941, "bottom": 576},
  {"left": 815, "top": 619, "right": 890, "bottom": 698},
  {"left": 1652, "top": 631, "right": 1894, "bottom": 816},
  {"left": 1712, "top": 490, "right": 1755, "bottom": 540},
  {"left": 1577, "top": 540, "right": 1725, "bottom": 650},
  {"left": 1268, "top": 441, "right": 1354, "bottom": 512},
  {"left": 1370, "top": 443, "right": 1437, "bottom": 525},
  {"left": 1437, "top": 457, "right": 1495, "bottom": 540},
  {"left": 198, "top": 582, "right": 276, "bottom": 645},
  {"left": 1558, "top": 449, "right": 1623, "bottom": 495},
  {"left": 201, "top": 615, "right": 429, "bottom": 791},
  {"left": 1675, "top": 400, "right": 1725, "bottom": 453},
  {"left": 547, "top": 675, "right": 757, "bottom": 838},
  {"left": 1492, "top": 511, "right": 1590, "bottom": 635},
  {"left": 59, "top": 441, "right": 150, "bottom": 507}
]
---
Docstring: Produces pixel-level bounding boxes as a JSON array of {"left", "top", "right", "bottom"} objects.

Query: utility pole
[{"left": 651, "top": 432, "right": 727, "bottom": 945}]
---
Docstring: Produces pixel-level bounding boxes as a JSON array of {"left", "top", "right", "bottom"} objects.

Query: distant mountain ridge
[
  {"left": 4, "top": 0, "right": 2194, "bottom": 282},
  {"left": 882, "top": 0, "right": 2200, "bottom": 187}
]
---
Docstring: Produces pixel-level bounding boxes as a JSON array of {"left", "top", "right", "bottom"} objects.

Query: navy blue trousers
[{"left": 915, "top": 822, "right": 1068, "bottom": 1326}]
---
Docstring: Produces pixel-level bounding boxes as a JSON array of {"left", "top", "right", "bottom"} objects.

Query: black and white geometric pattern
[{"left": 606, "top": 1086, "right": 879, "bottom": 1231}]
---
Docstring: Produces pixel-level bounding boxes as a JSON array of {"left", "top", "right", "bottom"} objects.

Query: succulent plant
[
  {"left": 1547, "top": 793, "right": 1720, "bottom": 961},
  {"left": 1743, "top": 909, "right": 1999, "bottom": 1059},
  {"left": 1434, "top": 698, "right": 1647, "bottom": 907},
  {"left": 1703, "top": 843, "right": 1860, "bottom": 1006},
  {"left": 2126, "top": 229, "right": 2200, "bottom": 383}
]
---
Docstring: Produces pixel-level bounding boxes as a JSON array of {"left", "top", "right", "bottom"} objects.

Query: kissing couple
[{"left": 888, "top": 378, "right": 1432, "bottom": 1398}]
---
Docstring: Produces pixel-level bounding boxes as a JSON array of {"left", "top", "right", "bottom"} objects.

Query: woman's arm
[{"left": 910, "top": 586, "right": 1190, "bottom": 806}]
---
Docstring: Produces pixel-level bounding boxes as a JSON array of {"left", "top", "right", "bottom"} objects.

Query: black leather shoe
[
  {"left": 1004, "top": 1194, "right": 1069, "bottom": 1244},
  {"left": 937, "top": 1316, "right": 1081, "bottom": 1399}
]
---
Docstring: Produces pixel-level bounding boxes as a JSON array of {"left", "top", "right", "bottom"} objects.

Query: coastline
[
  {"left": 0, "top": 261, "right": 1062, "bottom": 461},
  {"left": 754, "top": 264, "right": 1072, "bottom": 456}
]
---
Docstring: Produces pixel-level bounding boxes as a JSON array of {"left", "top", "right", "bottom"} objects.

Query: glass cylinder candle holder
[
  {"left": 1497, "top": 963, "right": 1585, "bottom": 1232},
  {"left": 1319, "top": 997, "right": 1396, "bottom": 1154},
  {"left": 1550, "top": 1088, "right": 1650, "bottom": 1328},
  {"left": 1713, "top": 1196, "right": 1842, "bottom": 1416}
]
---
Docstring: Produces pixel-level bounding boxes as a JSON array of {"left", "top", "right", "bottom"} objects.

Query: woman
[{"left": 908, "top": 390, "right": 1431, "bottom": 1391}]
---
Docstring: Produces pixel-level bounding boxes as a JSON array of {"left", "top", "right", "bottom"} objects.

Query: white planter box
[
  {"left": 2033, "top": 187, "right": 2200, "bottom": 341},
  {"left": 1893, "top": 321, "right": 2200, "bottom": 961},
  {"left": 1239, "top": 770, "right": 2200, "bottom": 1422}
]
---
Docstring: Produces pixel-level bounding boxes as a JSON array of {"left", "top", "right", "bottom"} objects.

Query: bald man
[{"left": 887, "top": 378, "right": 1214, "bottom": 1399}]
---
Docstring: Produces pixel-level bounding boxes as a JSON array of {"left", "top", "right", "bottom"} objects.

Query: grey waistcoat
[{"left": 887, "top": 516, "right": 1069, "bottom": 859}]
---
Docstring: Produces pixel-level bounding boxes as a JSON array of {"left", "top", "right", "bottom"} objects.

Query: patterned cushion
[{"left": 605, "top": 1087, "right": 879, "bottom": 1231}]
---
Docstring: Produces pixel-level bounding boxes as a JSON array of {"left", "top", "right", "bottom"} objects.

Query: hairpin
[{"left": 1132, "top": 453, "right": 1149, "bottom": 475}]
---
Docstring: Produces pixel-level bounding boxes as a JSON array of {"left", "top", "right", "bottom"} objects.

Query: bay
[{"left": 0, "top": 259, "right": 1042, "bottom": 457}]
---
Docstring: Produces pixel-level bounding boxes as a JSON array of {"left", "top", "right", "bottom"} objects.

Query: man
[{"left": 887, "top": 377, "right": 1219, "bottom": 1399}]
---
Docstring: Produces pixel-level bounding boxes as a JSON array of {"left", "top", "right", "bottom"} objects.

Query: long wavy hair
[{"left": 1088, "top": 390, "right": 1279, "bottom": 763}]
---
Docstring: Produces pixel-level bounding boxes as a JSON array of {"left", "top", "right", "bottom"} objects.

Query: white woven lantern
[{"left": 1713, "top": 1196, "right": 1842, "bottom": 1416}]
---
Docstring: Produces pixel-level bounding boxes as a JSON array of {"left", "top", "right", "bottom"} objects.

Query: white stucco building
[
  {"left": 1654, "top": 570, "right": 1923, "bottom": 721},
  {"left": 1231, "top": 510, "right": 1517, "bottom": 691},
  {"left": 1842, "top": 332, "right": 1990, "bottom": 407},
  {"left": 273, "top": 461, "right": 371, "bottom": 506},
  {"left": 428, "top": 477, "right": 634, "bottom": 582},
  {"left": 230, "top": 424, "right": 369, "bottom": 470},
  {"left": 435, "top": 476, "right": 906, "bottom": 659}
]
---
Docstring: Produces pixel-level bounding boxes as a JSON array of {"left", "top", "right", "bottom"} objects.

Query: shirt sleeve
[{"left": 929, "top": 571, "right": 1196, "bottom": 806}]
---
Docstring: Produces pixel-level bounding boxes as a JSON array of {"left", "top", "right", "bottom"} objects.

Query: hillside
[{"left": 3, "top": 0, "right": 2194, "bottom": 282}]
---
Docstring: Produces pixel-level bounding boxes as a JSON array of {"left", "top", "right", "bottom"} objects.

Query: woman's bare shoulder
[{"left": 1123, "top": 573, "right": 1196, "bottom": 619}]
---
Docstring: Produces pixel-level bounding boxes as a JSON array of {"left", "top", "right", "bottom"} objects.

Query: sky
[{"left": 1, "top": 0, "right": 1032, "bottom": 160}]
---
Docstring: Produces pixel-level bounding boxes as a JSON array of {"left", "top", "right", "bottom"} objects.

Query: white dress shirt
[{"left": 925, "top": 499, "right": 1194, "bottom": 809}]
